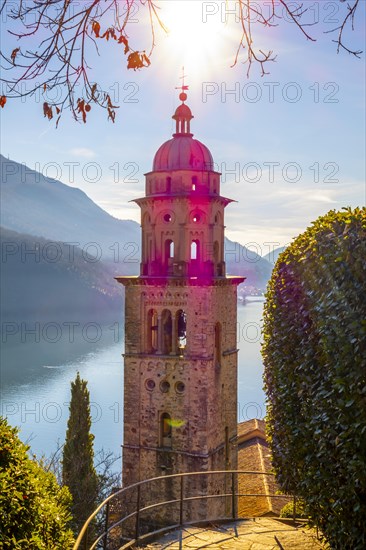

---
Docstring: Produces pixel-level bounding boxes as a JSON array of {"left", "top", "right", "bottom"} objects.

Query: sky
[{"left": 1, "top": 0, "right": 365, "bottom": 256}]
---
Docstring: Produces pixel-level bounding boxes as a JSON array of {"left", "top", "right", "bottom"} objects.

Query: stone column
[
  {"left": 157, "top": 313, "right": 163, "bottom": 354},
  {"left": 171, "top": 314, "right": 177, "bottom": 355}
]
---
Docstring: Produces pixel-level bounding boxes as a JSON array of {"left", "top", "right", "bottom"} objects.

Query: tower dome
[
  {"left": 152, "top": 94, "right": 214, "bottom": 171},
  {"left": 153, "top": 136, "right": 214, "bottom": 171}
]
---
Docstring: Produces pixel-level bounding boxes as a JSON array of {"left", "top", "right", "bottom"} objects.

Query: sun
[{"left": 158, "top": 0, "right": 233, "bottom": 79}]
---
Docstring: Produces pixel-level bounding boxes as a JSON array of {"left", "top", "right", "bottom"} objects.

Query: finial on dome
[
  {"left": 175, "top": 66, "right": 189, "bottom": 103},
  {"left": 173, "top": 66, "right": 193, "bottom": 135}
]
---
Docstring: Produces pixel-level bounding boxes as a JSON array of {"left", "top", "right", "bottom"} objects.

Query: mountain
[
  {"left": 262, "top": 246, "right": 287, "bottom": 265},
  {"left": 224, "top": 238, "right": 273, "bottom": 289},
  {"left": 0, "top": 227, "right": 123, "bottom": 323},
  {"left": 0, "top": 154, "right": 140, "bottom": 273}
]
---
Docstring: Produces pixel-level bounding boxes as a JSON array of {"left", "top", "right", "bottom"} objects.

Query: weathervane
[{"left": 175, "top": 66, "right": 189, "bottom": 102}]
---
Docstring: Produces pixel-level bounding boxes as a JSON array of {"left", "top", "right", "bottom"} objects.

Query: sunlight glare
[{"left": 160, "top": 1, "right": 232, "bottom": 79}]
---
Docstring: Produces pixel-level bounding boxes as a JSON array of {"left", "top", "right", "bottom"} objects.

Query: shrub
[
  {"left": 0, "top": 417, "right": 74, "bottom": 549},
  {"left": 280, "top": 499, "right": 308, "bottom": 519},
  {"left": 262, "top": 207, "right": 366, "bottom": 549}
]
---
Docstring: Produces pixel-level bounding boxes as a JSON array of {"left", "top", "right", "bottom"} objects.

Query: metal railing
[{"left": 73, "top": 470, "right": 294, "bottom": 550}]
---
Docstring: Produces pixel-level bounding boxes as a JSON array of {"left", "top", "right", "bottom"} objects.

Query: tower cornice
[
  {"left": 116, "top": 276, "right": 245, "bottom": 287},
  {"left": 133, "top": 194, "right": 235, "bottom": 206}
]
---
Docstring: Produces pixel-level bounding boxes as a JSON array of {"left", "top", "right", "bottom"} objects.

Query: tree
[
  {"left": 0, "top": 416, "right": 74, "bottom": 549},
  {"left": 0, "top": 0, "right": 363, "bottom": 123},
  {"left": 262, "top": 207, "right": 366, "bottom": 549},
  {"left": 62, "top": 372, "right": 99, "bottom": 535},
  {"left": 45, "top": 441, "right": 121, "bottom": 535}
]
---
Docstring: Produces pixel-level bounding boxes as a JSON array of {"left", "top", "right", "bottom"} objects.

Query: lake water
[{"left": 0, "top": 298, "right": 266, "bottom": 461}]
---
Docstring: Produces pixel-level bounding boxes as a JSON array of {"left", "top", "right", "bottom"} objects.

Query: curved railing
[{"left": 73, "top": 470, "right": 294, "bottom": 550}]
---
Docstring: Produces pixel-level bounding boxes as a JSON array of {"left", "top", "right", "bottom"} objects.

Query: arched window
[
  {"left": 165, "top": 239, "right": 174, "bottom": 261},
  {"left": 147, "top": 309, "right": 158, "bottom": 353},
  {"left": 192, "top": 176, "right": 197, "bottom": 191},
  {"left": 214, "top": 322, "right": 222, "bottom": 366},
  {"left": 160, "top": 413, "right": 172, "bottom": 448},
  {"left": 191, "top": 239, "right": 200, "bottom": 261},
  {"left": 162, "top": 309, "right": 172, "bottom": 354},
  {"left": 176, "top": 310, "right": 187, "bottom": 353},
  {"left": 166, "top": 177, "right": 172, "bottom": 192}
]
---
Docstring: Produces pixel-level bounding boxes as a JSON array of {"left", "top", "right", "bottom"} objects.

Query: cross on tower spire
[{"left": 175, "top": 66, "right": 189, "bottom": 103}]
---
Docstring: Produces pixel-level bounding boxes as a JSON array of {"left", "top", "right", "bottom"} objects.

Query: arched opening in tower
[
  {"left": 162, "top": 309, "right": 172, "bottom": 354},
  {"left": 190, "top": 239, "right": 200, "bottom": 261},
  {"left": 176, "top": 310, "right": 187, "bottom": 353},
  {"left": 160, "top": 412, "right": 172, "bottom": 448},
  {"left": 147, "top": 309, "right": 158, "bottom": 353},
  {"left": 165, "top": 239, "right": 174, "bottom": 261}
]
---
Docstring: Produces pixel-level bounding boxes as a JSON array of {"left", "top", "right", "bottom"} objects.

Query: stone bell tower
[{"left": 116, "top": 89, "right": 244, "bottom": 519}]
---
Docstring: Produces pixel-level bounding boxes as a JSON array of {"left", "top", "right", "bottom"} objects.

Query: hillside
[
  {"left": 0, "top": 227, "right": 123, "bottom": 323},
  {"left": 224, "top": 237, "right": 273, "bottom": 289},
  {"left": 0, "top": 154, "right": 140, "bottom": 272},
  {"left": 262, "top": 246, "right": 287, "bottom": 265}
]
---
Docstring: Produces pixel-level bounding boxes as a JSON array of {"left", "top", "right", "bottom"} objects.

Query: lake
[{"left": 0, "top": 298, "right": 266, "bottom": 461}]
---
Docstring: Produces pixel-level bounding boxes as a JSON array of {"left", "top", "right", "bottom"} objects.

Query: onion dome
[{"left": 153, "top": 92, "right": 214, "bottom": 172}]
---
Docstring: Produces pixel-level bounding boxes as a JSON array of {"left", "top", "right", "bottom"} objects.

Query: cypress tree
[{"left": 62, "top": 372, "right": 98, "bottom": 534}]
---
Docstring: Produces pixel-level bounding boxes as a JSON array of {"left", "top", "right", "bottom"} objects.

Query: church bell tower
[{"left": 117, "top": 89, "right": 244, "bottom": 518}]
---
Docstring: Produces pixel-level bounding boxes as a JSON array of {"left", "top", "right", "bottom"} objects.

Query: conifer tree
[{"left": 62, "top": 372, "right": 98, "bottom": 534}]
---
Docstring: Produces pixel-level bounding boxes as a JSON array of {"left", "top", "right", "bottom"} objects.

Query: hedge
[{"left": 262, "top": 207, "right": 366, "bottom": 549}]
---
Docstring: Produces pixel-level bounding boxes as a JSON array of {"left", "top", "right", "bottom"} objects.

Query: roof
[
  {"left": 153, "top": 135, "right": 214, "bottom": 172},
  {"left": 237, "top": 419, "right": 291, "bottom": 517},
  {"left": 173, "top": 103, "right": 193, "bottom": 121}
]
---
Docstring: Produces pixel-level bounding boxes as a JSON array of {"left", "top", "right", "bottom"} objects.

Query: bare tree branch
[
  {"left": 326, "top": 0, "right": 362, "bottom": 57},
  {"left": 0, "top": 0, "right": 162, "bottom": 123},
  {"left": 0, "top": 0, "right": 363, "bottom": 123}
]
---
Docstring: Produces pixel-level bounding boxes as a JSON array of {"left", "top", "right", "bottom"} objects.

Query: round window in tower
[
  {"left": 192, "top": 213, "right": 200, "bottom": 223},
  {"left": 145, "top": 379, "right": 155, "bottom": 391},
  {"left": 160, "top": 380, "right": 170, "bottom": 393},
  {"left": 175, "top": 381, "right": 185, "bottom": 394},
  {"left": 164, "top": 213, "right": 172, "bottom": 223}
]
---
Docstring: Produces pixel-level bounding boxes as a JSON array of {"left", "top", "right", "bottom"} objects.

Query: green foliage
[
  {"left": 62, "top": 372, "right": 99, "bottom": 534},
  {"left": 262, "top": 207, "right": 366, "bottom": 549},
  {"left": 0, "top": 417, "right": 74, "bottom": 549},
  {"left": 280, "top": 499, "right": 308, "bottom": 519}
]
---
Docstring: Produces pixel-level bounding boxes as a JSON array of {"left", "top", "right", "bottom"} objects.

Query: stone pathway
[{"left": 141, "top": 518, "right": 327, "bottom": 549}]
